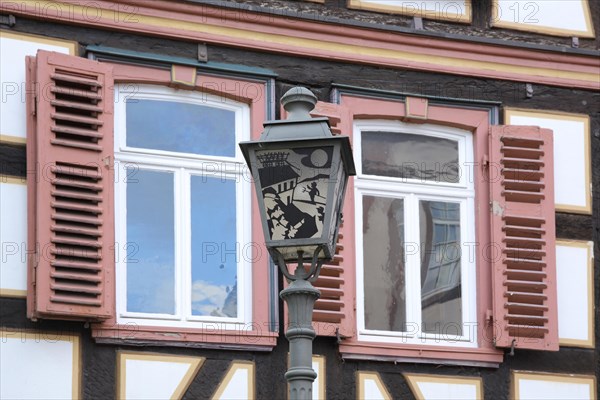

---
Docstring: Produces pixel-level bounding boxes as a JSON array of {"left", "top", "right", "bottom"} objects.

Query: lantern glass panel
[
  {"left": 327, "top": 159, "right": 346, "bottom": 246},
  {"left": 256, "top": 146, "right": 334, "bottom": 241}
]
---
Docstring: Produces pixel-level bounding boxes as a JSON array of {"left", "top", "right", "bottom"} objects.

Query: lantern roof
[{"left": 260, "top": 87, "right": 333, "bottom": 141}]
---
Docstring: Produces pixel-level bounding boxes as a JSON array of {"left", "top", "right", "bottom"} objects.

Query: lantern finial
[{"left": 281, "top": 86, "right": 317, "bottom": 120}]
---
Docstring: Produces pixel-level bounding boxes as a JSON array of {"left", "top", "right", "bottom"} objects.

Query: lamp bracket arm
[
  {"left": 307, "top": 246, "right": 325, "bottom": 283},
  {"left": 272, "top": 246, "right": 326, "bottom": 283},
  {"left": 272, "top": 248, "right": 297, "bottom": 282}
]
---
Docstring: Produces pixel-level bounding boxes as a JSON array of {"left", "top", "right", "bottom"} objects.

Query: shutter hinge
[
  {"left": 485, "top": 309, "right": 493, "bottom": 325},
  {"left": 32, "top": 258, "right": 38, "bottom": 287},
  {"left": 482, "top": 154, "right": 489, "bottom": 169},
  {"left": 103, "top": 155, "right": 113, "bottom": 169},
  {"left": 33, "top": 93, "right": 37, "bottom": 117}
]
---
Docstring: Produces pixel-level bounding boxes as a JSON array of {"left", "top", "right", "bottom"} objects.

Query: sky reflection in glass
[
  {"left": 126, "top": 169, "right": 175, "bottom": 314},
  {"left": 191, "top": 176, "right": 238, "bottom": 318},
  {"left": 420, "top": 200, "right": 462, "bottom": 335},
  {"left": 126, "top": 99, "right": 236, "bottom": 157}
]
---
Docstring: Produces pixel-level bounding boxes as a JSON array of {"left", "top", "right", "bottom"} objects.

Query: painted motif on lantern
[{"left": 256, "top": 146, "right": 334, "bottom": 240}]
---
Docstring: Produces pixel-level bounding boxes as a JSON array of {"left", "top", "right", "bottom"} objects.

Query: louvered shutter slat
[
  {"left": 314, "top": 298, "right": 343, "bottom": 311},
  {"left": 50, "top": 295, "right": 103, "bottom": 306},
  {"left": 52, "top": 189, "right": 104, "bottom": 203},
  {"left": 313, "top": 275, "right": 344, "bottom": 288},
  {"left": 51, "top": 260, "right": 102, "bottom": 271},
  {"left": 50, "top": 139, "right": 103, "bottom": 151},
  {"left": 51, "top": 224, "right": 102, "bottom": 237},
  {"left": 27, "top": 50, "right": 114, "bottom": 321},
  {"left": 50, "top": 72, "right": 104, "bottom": 87},
  {"left": 52, "top": 125, "right": 105, "bottom": 138},
  {"left": 50, "top": 99, "right": 103, "bottom": 112},
  {"left": 52, "top": 212, "right": 103, "bottom": 226},
  {"left": 50, "top": 86, "right": 103, "bottom": 99},
  {"left": 50, "top": 270, "right": 103, "bottom": 282},
  {"left": 52, "top": 112, "right": 104, "bottom": 126},
  {"left": 489, "top": 125, "right": 558, "bottom": 351}
]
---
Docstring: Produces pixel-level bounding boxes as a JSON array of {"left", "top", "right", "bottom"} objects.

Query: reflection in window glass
[
  {"left": 126, "top": 169, "right": 175, "bottom": 314},
  {"left": 363, "top": 196, "right": 406, "bottom": 331},
  {"left": 126, "top": 99, "right": 236, "bottom": 157},
  {"left": 420, "top": 201, "right": 462, "bottom": 335},
  {"left": 362, "top": 131, "right": 459, "bottom": 183},
  {"left": 191, "top": 176, "right": 237, "bottom": 317}
]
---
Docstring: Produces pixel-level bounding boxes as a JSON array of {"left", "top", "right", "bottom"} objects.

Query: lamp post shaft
[{"left": 280, "top": 278, "right": 320, "bottom": 400}]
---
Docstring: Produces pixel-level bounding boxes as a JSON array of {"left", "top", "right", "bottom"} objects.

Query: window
[
  {"left": 114, "top": 84, "right": 252, "bottom": 329},
  {"left": 354, "top": 120, "right": 476, "bottom": 346}
]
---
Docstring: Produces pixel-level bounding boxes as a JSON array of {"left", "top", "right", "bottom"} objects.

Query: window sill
[
  {"left": 92, "top": 324, "right": 278, "bottom": 351},
  {"left": 339, "top": 340, "right": 504, "bottom": 368}
]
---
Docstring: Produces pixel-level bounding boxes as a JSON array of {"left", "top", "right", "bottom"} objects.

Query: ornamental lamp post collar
[{"left": 239, "top": 87, "right": 355, "bottom": 400}]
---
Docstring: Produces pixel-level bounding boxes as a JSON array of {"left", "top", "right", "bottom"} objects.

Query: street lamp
[{"left": 240, "top": 87, "right": 355, "bottom": 399}]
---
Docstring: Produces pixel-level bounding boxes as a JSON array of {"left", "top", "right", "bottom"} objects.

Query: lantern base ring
[{"left": 271, "top": 246, "right": 325, "bottom": 283}]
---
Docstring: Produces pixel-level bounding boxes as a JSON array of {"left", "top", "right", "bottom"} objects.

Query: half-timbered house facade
[{"left": 0, "top": 1, "right": 598, "bottom": 398}]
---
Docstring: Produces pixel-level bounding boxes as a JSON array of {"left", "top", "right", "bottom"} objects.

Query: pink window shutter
[
  {"left": 312, "top": 102, "right": 355, "bottom": 337},
  {"left": 27, "top": 50, "right": 115, "bottom": 320},
  {"left": 489, "top": 125, "right": 558, "bottom": 351},
  {"left": 278, "top": 101, "right": 356, "bottom": 337}
]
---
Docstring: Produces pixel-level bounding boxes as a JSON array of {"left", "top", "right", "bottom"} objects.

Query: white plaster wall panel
[
  {"left": 556, "top": 242, "right": 594, "bottom": 347},
  {"left": 416, "top": 381, "right": 480, "bottom": 399},
  {"left": 312, "top": 356, "right": 325, "bottom": 400},
  {"left": 405, "top": 374, "right": 483, "bottom": 400},
  {"left": 0, "top": 331, "right": 79, "bottom": 399},
  {"left": 357, "top": 372, "right": 391, "bottom": 400},
  {"left": 0, "top": 181, "right": 27, "bottom": 295},
  {"left": 0, "top": 32, "right": 74, "bottom": 139},
  {"left": 492, "top": 1, "right": 594, "bottom": 37},
  {"left": 212, "top": 362, "right": 254, "bottom": 400},
  {"left": 513, "top": 372, "right": 596, "bottom": 399},
  {"left": 363, "top": 378, "right": 388, "bottom": 400},
  {"left": 352, "top": 1, "right": 470, "bottom": 22},
  {"left": 118, "top": 352, "right": 203, "bottom": 400},
  {"left": 125, "top": 359, "right": 191, "bottom": 399},
  {"left": 505, "top": 110, "right": 591, "bottom": 213}
]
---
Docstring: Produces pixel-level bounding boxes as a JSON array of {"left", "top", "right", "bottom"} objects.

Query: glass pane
[
  {"left": 126, "top": 169, "right": 175, "bottom": 314},
  {"left": 362, "top": 131, "right": 459, "bottom": 183},
  {"left": 256, "top": 147, "right": 332, "bottom": 241},
  {"left": 363, "top": 195, "right": 406, "bottom": 331},
  {"left": 420, "top": 200, "right": 462, "bottom": 335},
  {"left": 191, "top": 176, "right": 238, "bottom": 317},
  {"left": 126, "top": 99, "right": 236, "bottom": 157}
]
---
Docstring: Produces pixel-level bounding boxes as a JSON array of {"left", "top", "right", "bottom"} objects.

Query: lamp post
[{"left": 240, "top": 87, "right": 355, "bottom": 399}]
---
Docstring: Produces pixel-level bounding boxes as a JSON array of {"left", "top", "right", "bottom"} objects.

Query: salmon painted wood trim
[
  {"left": 2, "top": 0, "right": 598, "bottom": 90},
  {"left": 489, "top": 125, "right": 558, "bottom": 351},
  {"left": 91, "top": 62, "right": 276, "bottom": 348},
  {"left": 280, "top": 101, "right": 356, "bottom": 337},
  {"left": 337, "top": 94, "right": 504, "bottom": 365},
  {"left": 26, "top": 50, "right": 115, "bottom": 320}
]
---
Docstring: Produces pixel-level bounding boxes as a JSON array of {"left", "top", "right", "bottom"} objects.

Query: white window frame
[
  {"left": 354, "top": 120, "right": 477, "bottom": 347},
  {"left": 114, "top": 84, "right": 252, "bottom": 330}
]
